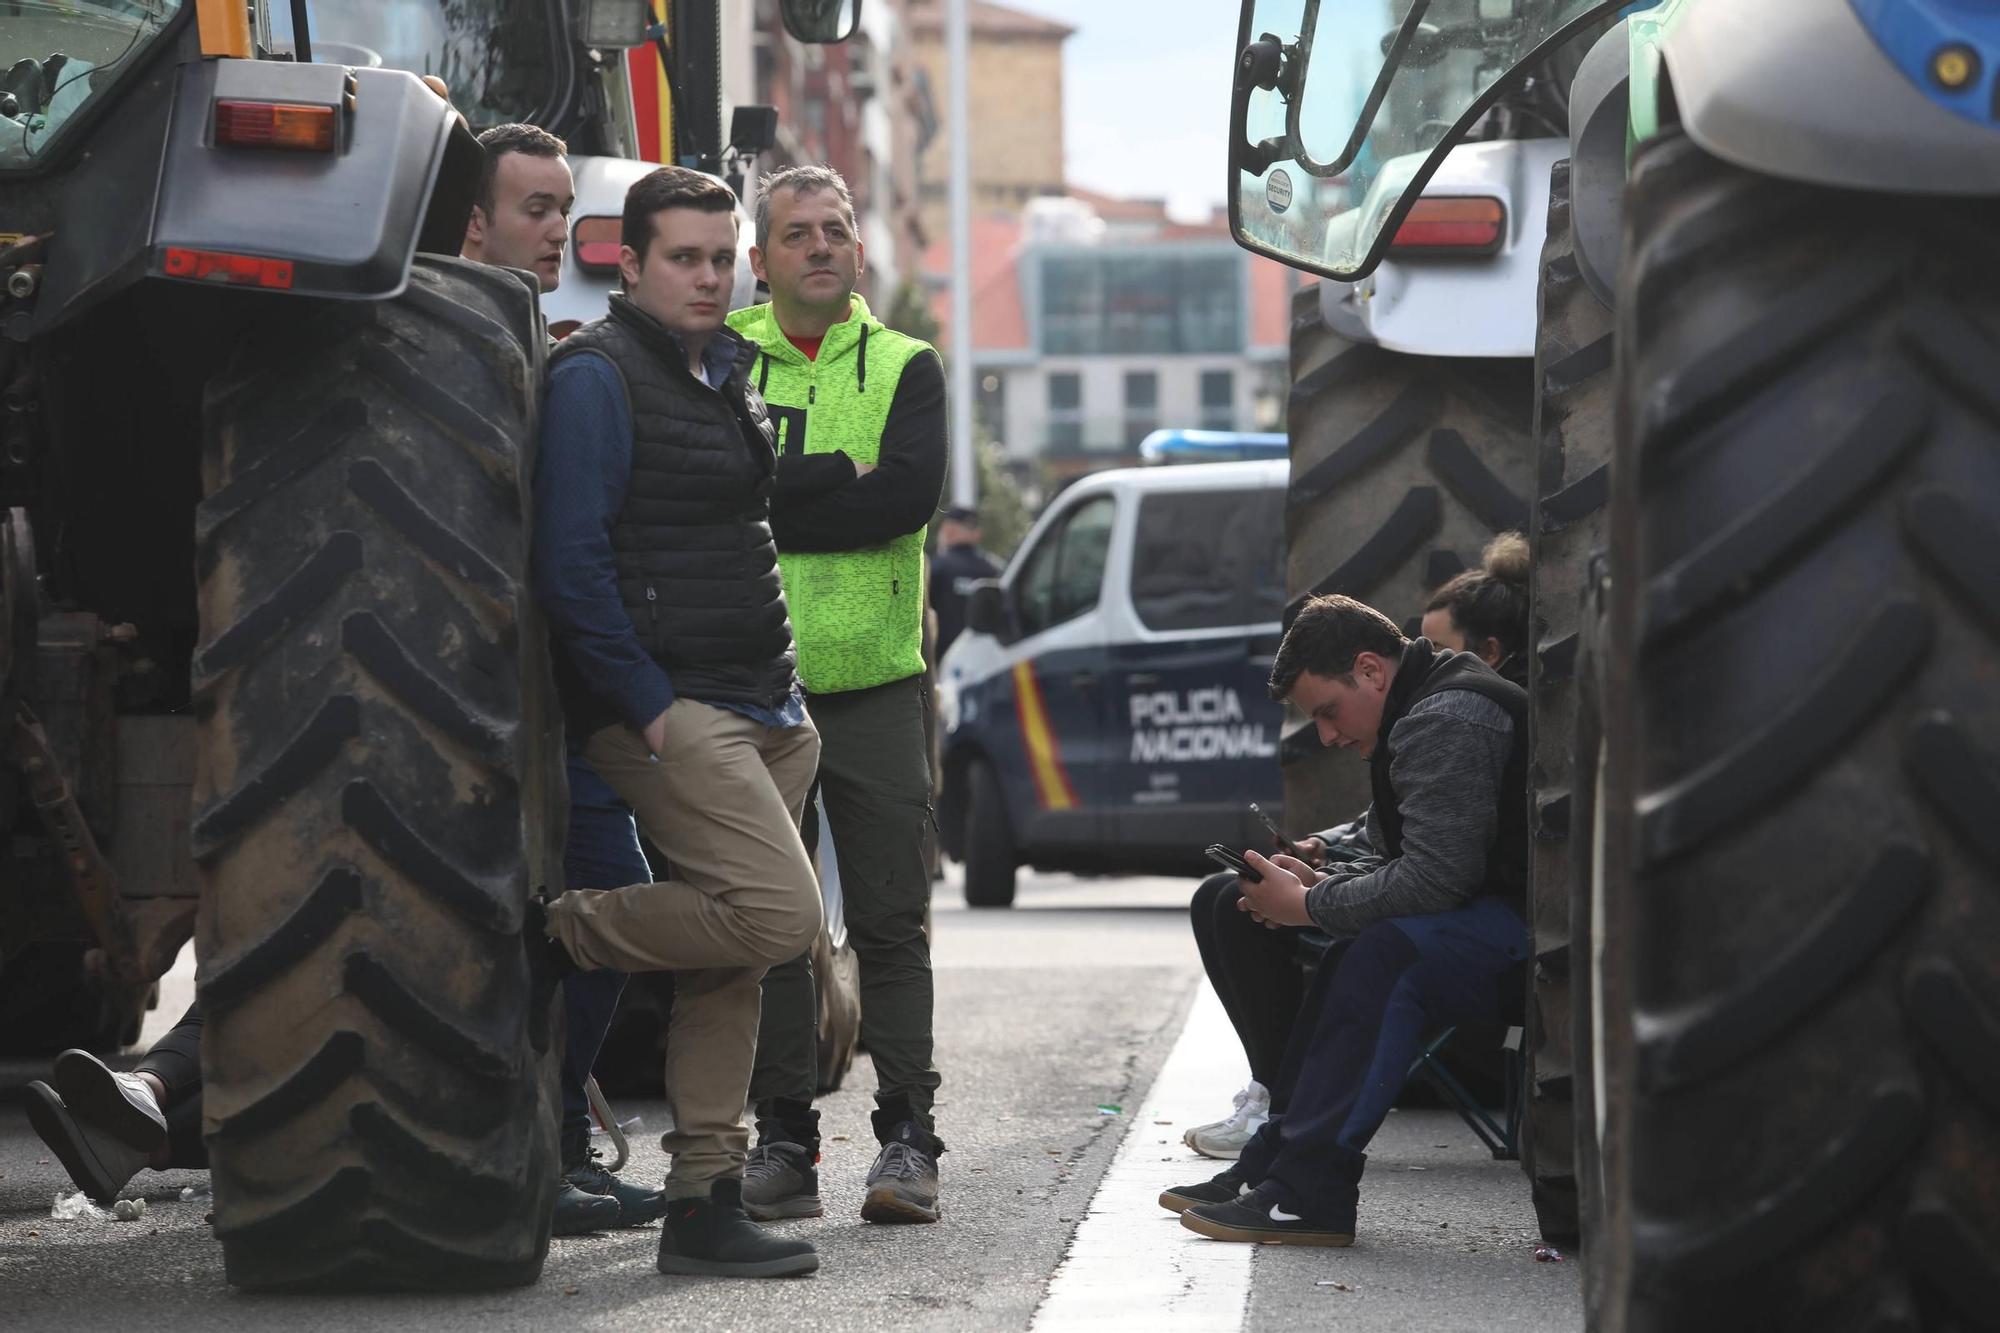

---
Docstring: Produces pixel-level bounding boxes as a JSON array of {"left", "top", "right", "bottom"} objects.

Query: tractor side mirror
[
  {"left": 780, "top": 0, "right": 863, "bottom": 44},
  {"left": 964, "top": 581, "right": 1013, "bottom": 643},
  {"left": 579, "top": 0, "right": 654, "bottom": 48}
]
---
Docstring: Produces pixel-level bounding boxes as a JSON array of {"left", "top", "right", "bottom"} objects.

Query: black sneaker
[
  {"left": 23, "top": 1082, "right": 150, "bottom": 1206},
  {"left": 567, "top": 1147, "right": 667, "bottom": 1228},
  {"left": 1158, "top": 1164, "right": 1248, "bottom": 1215},
  {"left": 657, "top": 1178, "right": 819, "bottom": 1278},
  {"left": 551, "top": 1179, "right": 621, "bottom": 1235},
  {"left": 860, "top": 1121, "right": 942, "bottom": 1225},
  {"left": 51, "top": 1050, "right": 167, "bottom": 1154},
  {"left": 742, "top": 1141, "right": 824, "bottom": 1221},
  {"left": 1179, "top": 1181, "right": 1355, "bottom": 1247}
]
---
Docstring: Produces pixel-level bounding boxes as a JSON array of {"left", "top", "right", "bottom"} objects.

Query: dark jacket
[
  {"left": 544, "top": 295, "right": 797, "bottom": 733},
  {"left": 1303, "top": 639, "right": 1527, "bottom": 935},
  {"left": 930, "top": 540, "right": 1001, "bottom": 659}
]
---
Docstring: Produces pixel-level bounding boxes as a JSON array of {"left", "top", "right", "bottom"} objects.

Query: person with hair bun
[{"left": 1419, "top": 533, "right": 1531, "bottom": 685}]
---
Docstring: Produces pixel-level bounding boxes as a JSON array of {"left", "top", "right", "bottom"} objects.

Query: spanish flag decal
[{"left": 1012, "top": 661, "right": 1077, "bottom": 811}]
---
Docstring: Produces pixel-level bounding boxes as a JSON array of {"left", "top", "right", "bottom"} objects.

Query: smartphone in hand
[
  {"left": 1205, "top": 843, "right": 1263, "bottom": 883},
  {"left": 1248, "top": 802, "right": 1303, "bottom": 859}
]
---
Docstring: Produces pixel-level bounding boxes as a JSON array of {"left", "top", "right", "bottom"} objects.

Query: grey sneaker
[
  {"left": 742, "top": 1141, "right": 823, "bottom": 1221},
  {"left": 860, "top": 1122, "right": 941, "bottom": 1225}
]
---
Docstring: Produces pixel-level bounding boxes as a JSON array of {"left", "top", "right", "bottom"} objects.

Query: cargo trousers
[
  {"left": 751, "top": 672, "right": 941, "bottom": 1144},
  {"left": 544, "top": 700, "right": 823, "bottom": 1193}
]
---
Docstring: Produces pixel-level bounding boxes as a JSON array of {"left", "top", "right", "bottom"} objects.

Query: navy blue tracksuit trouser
[
  {"left": 1238, "top": 895, "right": 1527, "bottom": 1211},
  {"left": 558, "top": 751, "right": 654, "bottom": 1139}
]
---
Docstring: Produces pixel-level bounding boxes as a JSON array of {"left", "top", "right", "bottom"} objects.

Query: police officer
[{"left": 929, "top": 505, "right": 1001, "bottom": 661}]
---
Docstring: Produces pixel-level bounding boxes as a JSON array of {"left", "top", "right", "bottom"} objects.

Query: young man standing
[
  {"left": 463, "top": 120, "right": 669, "bottom": 1238},
  {"left": 726, "top": 166, "right": 950, "bottom": 1225},
  {"left": 530, "top": 166, "right": 821, "bottom": 1278},
  {"left": 1163, "top": 595, "right": 1529, "bottom": 1247}
]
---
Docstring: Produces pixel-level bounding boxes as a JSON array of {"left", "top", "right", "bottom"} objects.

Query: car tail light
[
  {"left": 573, "top": 217, "right": 622, "bottom": 273},
  {"left": 214, "top": 100, "right": 336, "bottom": 152},
  {"left": 1389, "top": 197, "right": 1505, "bottom": 254},
  {"left": 162, "top": 247, "right": 295, "bottom": 289}
]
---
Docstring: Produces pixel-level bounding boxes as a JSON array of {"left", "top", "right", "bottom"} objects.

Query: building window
[
  {"left": 1200, "top": 369, "right": 1235, "bottom": 431},
  {"left": 1124, "top": 370, "right": 1159, "bottom": 449},
  {"left": 1047, "top": 371, "right": 1083, "bottom": 452},
  {"left": 1039, "top": 250, "right": 1244, "bottom": 356}
]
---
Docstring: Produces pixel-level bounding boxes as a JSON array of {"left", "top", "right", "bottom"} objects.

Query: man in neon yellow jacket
[{"left": 727, "top": 165, "right": 949, "bottom": 1226}]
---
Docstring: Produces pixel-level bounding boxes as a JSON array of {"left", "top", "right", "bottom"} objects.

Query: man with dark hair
[
  {"left": 727, "top": 163, "right": 951, "bottom": 1228},
  {"left": 529, "top": 165, "right": 821, "bottom": 1279},
  {"left": 463, "top": 123, "right": 573, "bottom": 292},
  {"left": 929, "top": 505, "right": 999, "bottom": 661},
  {"left": 1163, "top": 593, "right": 1529, "bottom": 1248}
]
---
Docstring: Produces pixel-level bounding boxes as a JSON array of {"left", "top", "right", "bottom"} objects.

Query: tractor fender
[
  {"left": 1651, "top": 0, "right": 2000, "bottom": 195},
  {"left": 147, "top": 60, "right": 466, "bottom": 301},
  {"left": 1340, "top": 137, "right": 1568, "bottom": 359},
  {"left": 1566, "top": 20, "right": 1631, "bottom": 312}
]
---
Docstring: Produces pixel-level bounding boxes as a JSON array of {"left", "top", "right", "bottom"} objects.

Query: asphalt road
[{"left": 0, "top": 869, "right": 1579, "bottom": 1331}]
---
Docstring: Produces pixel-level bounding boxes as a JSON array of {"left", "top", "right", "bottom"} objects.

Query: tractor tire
[
  {"left": 1522, "top": 158, "right": 1612, "bottom": 1249},
  {"left": 190, "top": 256, "right": 566, "bottom": 1291},
  {"left": 0, "top": 942, "right": 146, "bottom": 1055},
  {"left": 1282, "top": 286, "right": 1536, "bottom": 833},
  {"left": 961, "top": 760, "right": 1017, "bottom": 908},
  {"left": 1593, "top": 129, "right": 2000, "bottom": 1327}
]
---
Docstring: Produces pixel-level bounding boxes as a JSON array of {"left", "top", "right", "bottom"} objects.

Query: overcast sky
[{"left": 1009, "top": 0, "right": 1244, "bottom": 222}]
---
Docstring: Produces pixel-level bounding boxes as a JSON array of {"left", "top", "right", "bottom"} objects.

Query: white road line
[{"left": 1031, "top": 982, "right": 1252, "bottom": 1333}]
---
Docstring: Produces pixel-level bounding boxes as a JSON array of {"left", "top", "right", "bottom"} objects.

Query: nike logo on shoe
[{"left": 1268, "top": 1204, "right": 1302, "bottom": 1222}]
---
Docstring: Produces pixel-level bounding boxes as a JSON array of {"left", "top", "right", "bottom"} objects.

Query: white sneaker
[{"left": 1182, "top": 1081, "right": 1270, "bottom": 1160}]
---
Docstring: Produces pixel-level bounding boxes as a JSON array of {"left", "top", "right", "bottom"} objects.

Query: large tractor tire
[
  {"left": 1282, "top": 286, "right": 1536, "bottom": 833},
  {"left": 1522, "top": 158, "right": 1613, "bottom": 1248},
  {"left": 190, "top": 256, "right": 565, "bottom": 1291},
  {"left": 1591, "top": 129, "right": 2000, "bottom": 1328}
]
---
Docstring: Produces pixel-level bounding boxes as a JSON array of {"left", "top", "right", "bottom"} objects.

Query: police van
[{"left": 935, "top": 460, "right": 1288, "bottom": 907}]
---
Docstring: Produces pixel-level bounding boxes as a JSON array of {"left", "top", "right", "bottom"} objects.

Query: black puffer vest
[
  {"left": 1369, "top": 639, "right": 1529, "bottom": 909},
  {"left": 551, "top": 295, "right": 797, "bottom": 725}
]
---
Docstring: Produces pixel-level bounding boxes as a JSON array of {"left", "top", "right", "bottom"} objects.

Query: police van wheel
[
  {"left": 961, "top": 760, "right": 1017, "bottom": 909},
  {"left": 1520, "top": 158, "right": 1609, "bottom": 1249},
  {"left": 192, "top": 257, "right": 565, "bottom": 1291},
  {"left": 1282, "top": 287, "right": 1535, "bottom": 834},
  {"left": 1592, "top": 128, "right": 2000, "bottom": 1324}
]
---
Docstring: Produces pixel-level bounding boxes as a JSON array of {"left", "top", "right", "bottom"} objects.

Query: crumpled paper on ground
[{"left": 51, "top": 1191, "right": 145, "bottom": 1222}]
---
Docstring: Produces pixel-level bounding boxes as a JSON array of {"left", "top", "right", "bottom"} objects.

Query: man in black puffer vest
[
  {"left": 1164, "top": 595, "right": 1530, "bottom": 1249},
  {"left": 530, "top": 167, "right": 820, "bottom": 1279}
]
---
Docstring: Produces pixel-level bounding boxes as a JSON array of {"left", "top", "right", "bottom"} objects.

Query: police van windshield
[
  {"left": 0, "top": 1, "right": 183, "bottom": 170},
  {"left": 1130, "top": 488, "right": 1285, "bottom": 632},
  {"left": 269, "top": 0, "right": 562, "bottom": 128}
]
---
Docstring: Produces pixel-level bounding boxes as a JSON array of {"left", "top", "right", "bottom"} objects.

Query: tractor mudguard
[
  {"left": 32, "top": 58, "right": 464, "bottom": 334},
  {"left": 1643, "top": 0, "right": 2000, "bottom": 195},
  {"left": 1565, "top": 20, "right": 1631, "bottom": 311},
  {"left": 1332, "top": 137, "right": 1569, "bottom": 359}
]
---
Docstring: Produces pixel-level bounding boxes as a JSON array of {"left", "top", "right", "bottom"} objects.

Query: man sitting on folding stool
[{"left": 1162, "top": 594, "right": 1529, "bottom": 1248}]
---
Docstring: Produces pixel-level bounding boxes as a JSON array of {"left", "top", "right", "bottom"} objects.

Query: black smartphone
[
  {"left": 1247, "top": 801, "right": 1304, "bottom": 859},
  {"left": 1205, "top": 843, "right": 1262, "bottom": 882}
]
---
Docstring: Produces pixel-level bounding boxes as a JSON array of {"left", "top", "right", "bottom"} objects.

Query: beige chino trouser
[{"left": 544, "top": 700, "right": 823, "bottom": 1192}]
